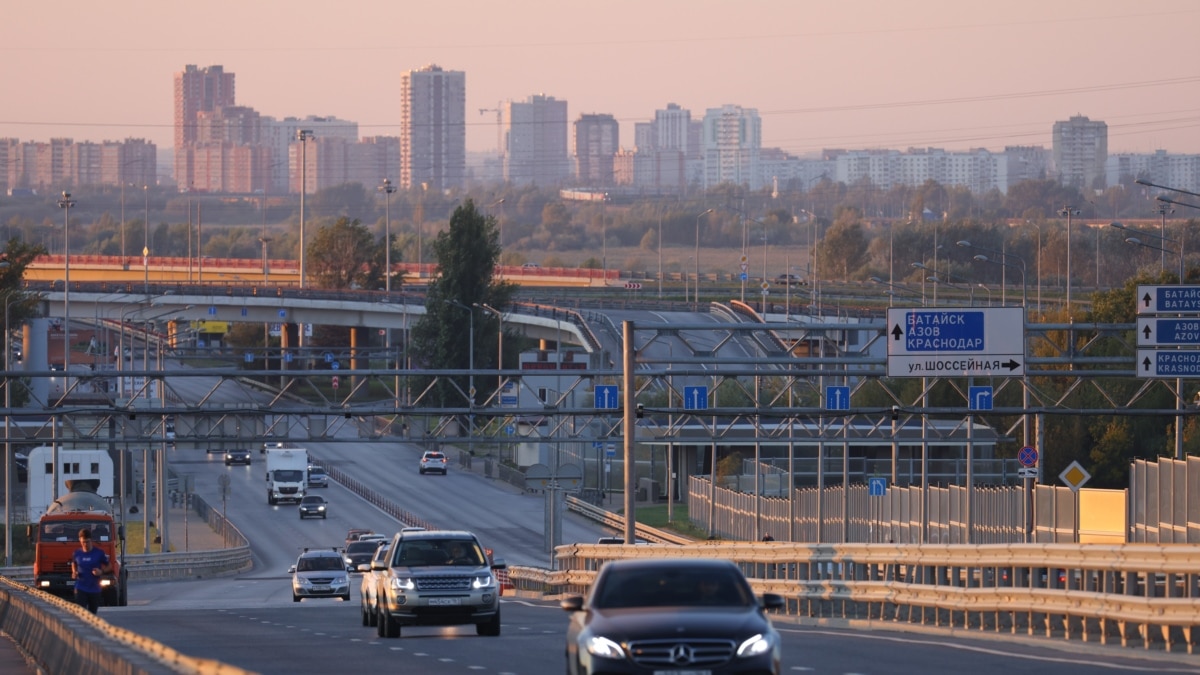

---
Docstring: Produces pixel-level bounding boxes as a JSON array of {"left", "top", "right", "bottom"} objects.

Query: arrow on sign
[
  {"left": 1143, "top": 324, "right": 1153, "bottom": 340},
  {"left": 1002, "top": 359, "right": 1021, "bottom": 371},
  {"left": 891, "top": 324, "right": 903, "bottom": 340},
  {"left": 1143, "top": 356, "right": 1152, "bottom": 372},
  {"left": 1143, "top": 292, "right": 1152, "bottom": 308}
]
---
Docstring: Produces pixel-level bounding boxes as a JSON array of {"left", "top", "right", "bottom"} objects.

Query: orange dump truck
[{"left": 29, "top": 479, "right": 128, "bottom": 606}]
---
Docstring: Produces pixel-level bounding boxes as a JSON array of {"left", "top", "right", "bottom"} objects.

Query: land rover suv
[{"left": 375, "top": 529, "right": 505, "bottom": 638}]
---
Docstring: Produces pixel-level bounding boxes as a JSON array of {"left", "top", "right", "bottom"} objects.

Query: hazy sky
[{"left": 4, "top": 1, "right": 1198, "bottom": 156}]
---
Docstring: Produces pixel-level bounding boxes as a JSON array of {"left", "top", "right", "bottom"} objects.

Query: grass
[
  {"left": 619, "top": 502, "right": 711, "bottom": 540},
  {"left": 2, "top": 521, "right": 167, "bottom": 566}
]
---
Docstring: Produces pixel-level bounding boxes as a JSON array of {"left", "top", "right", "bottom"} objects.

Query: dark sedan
[
  {"left": 223, "top": 448, "right": 252, "bottom": 466},
  {"left": 561, "top": 558, "right": 784, "bottom": 675}
]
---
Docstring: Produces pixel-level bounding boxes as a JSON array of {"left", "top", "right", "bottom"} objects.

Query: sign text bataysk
[{"left": 886, "top": 307, "right": 1025, "bottom": 377}]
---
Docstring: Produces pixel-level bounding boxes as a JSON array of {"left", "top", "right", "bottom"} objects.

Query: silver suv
[
  {"left": 290, "top": 548, "right": 350, "bottom": 602},
  {"left": 375, "top": 530, "right": 505, "bottom": 638}
]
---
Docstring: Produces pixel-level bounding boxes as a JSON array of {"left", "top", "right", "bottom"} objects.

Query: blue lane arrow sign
[
  {"left": 968, "top": 385, "right": 993, "bottom": 411},
  {"left": 684, "top": 386, "right": 709, "bottom": 410},
  {"left": 594, "top": 385, "right": 619, "bottom": 410},
  {"left": 868, "top": 477, "right": 887, "bottom": 497},
  {"left": 825, "top": 386, "right": 850, "bottom": 411}
]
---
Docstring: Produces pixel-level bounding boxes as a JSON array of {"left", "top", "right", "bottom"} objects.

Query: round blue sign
[{"left": 1018, "top": 446, "right": 1038, "bottom": 467}]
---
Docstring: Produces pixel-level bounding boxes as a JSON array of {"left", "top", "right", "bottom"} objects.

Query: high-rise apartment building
[
  {"left": 573, "top": 113, "right": 619, "bottom": 186},
  {"left": 400, "top": 65, "right": 466, "bottom": 191},
  {"left": 1052, "top": 115, "right": 1107, "bottom": 190},
  {"left": 174, "top": 65, "right": 236, "bottom": 188},
  {"left": 702, "top": 105, "right": 762, "bottom": 189},
  {"left": 505, "top": 94, "right": 570, "bottom": 187}
]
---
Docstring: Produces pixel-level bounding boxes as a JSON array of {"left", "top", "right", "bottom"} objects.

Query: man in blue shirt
[{"left": 71, "top": 529, "right": 111, "bottom": 613}]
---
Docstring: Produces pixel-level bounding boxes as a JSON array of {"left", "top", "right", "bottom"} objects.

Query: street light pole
[
  {"left": 57, "top": 192, "right": 74, "bottom": 384},
  {"left": 1058, "top": 205, "right": 1080, "bottom": 311},
  {"left": 143, "top": 185, "right": 150, "bottom": 293},
  {"left": 379, "top": 179, "right": 396, "bottom": 293},
  {"left": 694, "top": 209, "right": 713, "bottom": 305},
  {"left": 475, "top": 303, "right": 503, "bottom": 398},
  {"left": 297, "top": 129, "right": 314, "bottom": 289}
]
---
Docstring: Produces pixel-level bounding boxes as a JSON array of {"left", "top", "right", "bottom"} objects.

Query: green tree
[
  {"left": 305, "top": 217, "right": 380, "bottom": 290},
  {"left": 817, "top": 208, "right": 867, "bottom": 280},
  {"left": 410, "top": 199, "right": 516, "bottom": 406}
]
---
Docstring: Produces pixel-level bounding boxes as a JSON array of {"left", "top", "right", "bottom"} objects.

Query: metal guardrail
[
  {"left": 563, "top": 494, "right": 693, "bottom": 545},
  {"left": 507, "top": 542, "right": 1200, "bottom": 656}
]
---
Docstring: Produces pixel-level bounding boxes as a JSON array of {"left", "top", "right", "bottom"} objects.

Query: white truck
[{"left": 265, "top": 447, "right": 308, "bottom": 505}]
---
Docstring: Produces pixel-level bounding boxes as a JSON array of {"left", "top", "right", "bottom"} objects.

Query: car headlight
[
  {"left": 99, "top": 578, "right": 112, "bottom": 587},
  {"left": 585, "top": 636, "right": 626, "bottom": 660},
  {"left": 334, "top": 575, "right": 347, "bottom": 585},
  {"left": 736, "top": 633, "right": 773, "bottom": 658},
  {"left": 317, "top": 505, "right": 325, "bottom": 511},
  {"left": 390, "top": 577, "right": 415, "bottom": 591},
  {"left": 472, "top": 574, "right": 495, "bottom": 589},
  {"left": 296, "top": 577, "right": 313, "bottom": 588}
]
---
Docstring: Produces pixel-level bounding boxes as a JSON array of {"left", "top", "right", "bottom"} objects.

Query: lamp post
[
  {"left": 143, "top": 184, "right": 150, "bottom": 293},
  {"left": 474, "top": 303, "right": 503, "bottom": 398},
  {"left": 1058, "top": 205, "right": 1080, "bottom": 311},
  {"left": 297, "top": 129, "right": 314, "bottom": 289},
  {"left": 57, "top": 192, "right": 75, "bottom": 382},
  {"left": 446, "top": 300, "right": 475, "bottom": 408},
  {"left": 957, "top": 240, "right": 1027, "bottom": 309},
  {"left": 379, "top": 179, "right": 396, "bottom": 293},
  {"left": 694, "top": 209, "right": 713, "bottom": 305},
  {"left": 3, "top": 288, "right": 15, "bottom": 565}
]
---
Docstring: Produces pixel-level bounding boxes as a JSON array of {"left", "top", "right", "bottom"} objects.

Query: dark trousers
[{"left": 75, "top": 589, "right": 102, "bottom": 614}]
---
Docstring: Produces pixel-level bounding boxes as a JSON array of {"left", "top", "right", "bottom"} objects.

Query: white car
[
  {"left": 419, "top": 450, "right": 447, "bottom": 475},
  {"left": 290, "top": 549, "right": 350, "bottom": 602}
]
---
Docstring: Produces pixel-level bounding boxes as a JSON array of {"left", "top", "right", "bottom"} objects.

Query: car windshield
[
  {"left": 592, "top": 566, "right": 753, "bottom": 609},
  {"left": 346, "top": 541, "right": 379, "bottom": 554},
  {"left": 393, "top": 540, "right": 483, "bottom": 567},
  {"left": 309, "top": 467, "right": 325, "bottom": 475},
  {"left": 302, "top": 497, "right": 323, "bottom": 505},
  {"left": 297, "top": 556, "right": 343, "bottom": 572},
  {"left": 274, "top": 469, "right": 303, "bottom": 481}
]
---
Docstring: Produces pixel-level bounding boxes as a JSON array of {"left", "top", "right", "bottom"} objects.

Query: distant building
[
  {"left": 400, "top": 65, "right": 466, "bottom": 191},
  {"left": 573, "top": 113, "right": 619, "bottom": 186},
  {"left": 702, "top": 105, "right": 762, "bottom": 189},
  {"left": 1107, "top": 149, "right": 1200, "bottom": 195},
  {"left": 505, "top": 94, "right": 570, "bottom": 187},
  {"left": 174, "top": 65, "right": 236, "bottom": 189},
  {"left": 1052, "top": 115, "right": 1108, "bottom": 190}
]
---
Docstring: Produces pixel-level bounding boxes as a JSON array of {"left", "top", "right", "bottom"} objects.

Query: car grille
[
  {"left": 307, "top": 575, "right": 340, "bottom": 585},
  {"left": 415, "top": 575, "right": 473, "bottom": 591},
  {"left": 628, "top": 639, "right": 736, "bottom": 668},
  {"left": 280, "top": 487, "right": 299, "bottom": 494}
]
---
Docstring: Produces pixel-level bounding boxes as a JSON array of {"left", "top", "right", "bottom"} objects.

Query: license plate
[{"left": 428, "top": 597, "right": 462, "bottom": 606}]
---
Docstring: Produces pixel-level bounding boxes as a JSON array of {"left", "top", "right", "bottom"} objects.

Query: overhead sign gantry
[{"left": 885, "top": 307, "right": 1025, "bottom": 378}]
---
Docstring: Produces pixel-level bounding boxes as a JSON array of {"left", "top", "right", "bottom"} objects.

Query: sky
[{"left": 4, "top": 1, "right": 1199, "bottom": 157}]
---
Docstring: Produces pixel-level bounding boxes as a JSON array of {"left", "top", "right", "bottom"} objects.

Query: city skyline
[{"left": 3, "top": 1, "right": 1199, "bottom": 157}]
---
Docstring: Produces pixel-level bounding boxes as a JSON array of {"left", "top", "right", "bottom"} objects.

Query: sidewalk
[{"left": 162, "top": 502, "right": 229, "bottom": 553}]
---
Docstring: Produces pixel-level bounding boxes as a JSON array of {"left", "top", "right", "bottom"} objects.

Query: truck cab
[{"left": 31, "top": 481, "right": 127, "bottom": 606}]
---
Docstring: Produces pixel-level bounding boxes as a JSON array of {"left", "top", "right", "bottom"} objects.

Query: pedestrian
[
  {"left": 761, "top": 533, "right": 775, "bottom": 542},
  {"left": 71, "top": 529, "right": 111, "bottom": 614}
]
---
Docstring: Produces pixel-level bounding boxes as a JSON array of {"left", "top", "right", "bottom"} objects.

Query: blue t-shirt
[{"left": 73, "top": 547, "right": 109, "bottom": 594}]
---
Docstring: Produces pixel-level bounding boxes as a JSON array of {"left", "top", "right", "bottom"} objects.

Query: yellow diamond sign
[{"left": 1058, "top": 460, "right": 1091, "bottom": 492}]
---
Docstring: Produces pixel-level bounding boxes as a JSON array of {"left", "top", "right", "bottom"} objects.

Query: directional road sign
[
  {"left": 683, "top": 386, "right": 709, "bottom": 410},
  {"left": 968, "top": 385, "right": 993, "bottom": 411},
  {"left": 886, "top": 307, "right": 1025, "bottom": 377},
  {"left": 824, "top": 385, "right": 850, "bottom": 410},
  {"left": 868, "top": 477, "right": 887, "bottom": 497},
  {"left": 1136, "top": 349, "right": 1200, "bottom": 378},
  {"left": 1136, "top": 285, "right": 1200, "bottom": 315},
  {"left": 594, "top": 385, "right": 619, "bottom": 409},
  {"left": 1137, "top": 318, "right": 1200, "bottom": 346}
]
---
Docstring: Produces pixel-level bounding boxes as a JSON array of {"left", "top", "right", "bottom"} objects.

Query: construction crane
[{"left": 479, "top": 103, "right": 503, "bottom": 157}]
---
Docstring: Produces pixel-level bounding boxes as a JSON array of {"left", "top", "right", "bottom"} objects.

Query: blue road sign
[
  {"left": 330, "top": 361, "right": 339, "bottom": 370},
  {"left": 241, "top": 307, "right": 248, "bottom": 317},
  {"left": 1137, "top": 285, "right": 1200, "bottom": 314},
  {"left": 868, "top": 477, "right": 887, "bottom": 497},
  {"left": 683, "top": 386, "right": 709, "bottom": 410},
  {"left": 901, "top": 310, "right": 985, "bottom": 352},
  {"left": 506, "top": 425, "right": 516, "bottom": 436},
  {"left": 606, "top": 443, "right": 616, "bottom": 457},
  {"left": 1137, "top": 349, "right": 1200, "bottom": 378},
  {"left": 500, "top": 396, "right": 518, "bottom": 406},
  {"left": 594, "top": 385, "right": 619, "bottom": 410},
  {"left": 1137, "top": 318, "right": 1200, "bottom": 345},
  {"left": 278, "top": 309, "right": 287, "bottom": 318},
  {"left": 244, "top": 352, "right": 254, "bottom": 363},
  {"left": 968, "top": 385, "right": 993, "bottom": 411},
  {"left": 323, "top": 351, "right": 335, "bottom": 363},
  {"left": 592, "top": 441, "right": 603, "bottom": 450},
  {"left": 1018, "top": 446, "right": 1038, "bottom": 467},
  {"left": 208, "top": 306, "right": 217, "bottom": 316},
  {"left": 284, "top": 352, "right": 293, "bottom": 363},
  {"left": 740, "top": 272, "right": 748, "bottom": 281},
  {"left": 825, "top": 386, "right": 850, "bottom": 410}
]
